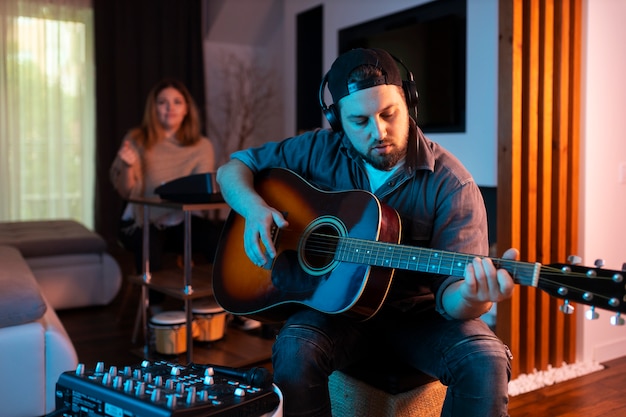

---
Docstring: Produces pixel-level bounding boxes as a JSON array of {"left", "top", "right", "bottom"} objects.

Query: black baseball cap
[{"left": 327, "top": 48, "right": 402, "bottom": 103}]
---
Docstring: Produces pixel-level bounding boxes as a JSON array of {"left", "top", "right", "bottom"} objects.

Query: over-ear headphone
[{"left": 319, "top": 54, "right": 419, "bottom": 132}]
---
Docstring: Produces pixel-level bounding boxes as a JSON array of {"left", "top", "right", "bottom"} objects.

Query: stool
[{"left": 329, "top": 360, "right": 446, "bottom": 417}]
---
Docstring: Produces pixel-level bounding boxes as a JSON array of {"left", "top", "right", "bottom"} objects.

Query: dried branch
[{"left": 207, "top": 52, "right": 277, "bottom": 164}]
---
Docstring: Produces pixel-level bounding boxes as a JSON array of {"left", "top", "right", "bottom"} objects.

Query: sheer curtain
[{"left": 0, "top": 0, "right": 95, "bottom": 228}]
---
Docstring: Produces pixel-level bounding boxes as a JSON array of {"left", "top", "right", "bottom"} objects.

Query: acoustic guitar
[{"left": 212, "top": 168, "right": 626, "bottom": 322}]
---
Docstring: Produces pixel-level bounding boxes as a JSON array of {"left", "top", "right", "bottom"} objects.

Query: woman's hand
[{"left": 118, "top": 140, "right": 138, "bottom": 166}]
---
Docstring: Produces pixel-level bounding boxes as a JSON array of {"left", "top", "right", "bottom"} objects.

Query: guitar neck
[{"left": 336, "top": 236, "right": 541, "bottom": 287}]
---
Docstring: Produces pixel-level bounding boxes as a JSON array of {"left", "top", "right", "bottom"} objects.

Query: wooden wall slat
[
  {"left": 496, "top": 0, "right": 522, "bottom": 378},
  {"left": 521, "top": 0, "right": 541, "bottom": 373},
  {"left": 538, "top": 0, "right": 555, "bottom": 373},
  {"left": 565, "top": 0, "right": 582, "bottom": 364},
  {"left": 551, "top": 0, "right": 571, "bottom": 367},
  {"left": 497, "top": 0, "right": 582, "bottom": 378}
]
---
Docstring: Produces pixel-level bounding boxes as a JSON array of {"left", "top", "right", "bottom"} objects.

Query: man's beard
[{"left": 361, "top": 142, "right": 407, "bottom": 171}]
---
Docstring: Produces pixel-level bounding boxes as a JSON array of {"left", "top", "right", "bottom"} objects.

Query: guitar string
[
  {"left": 301, "top": 232, "right": 530, "bottom": 279},
  {"left": 266, "top": 227, "right": 623, "bottom": 312},
  {"left": 296, "top": 232, "right": 621, "bottom": 306}
]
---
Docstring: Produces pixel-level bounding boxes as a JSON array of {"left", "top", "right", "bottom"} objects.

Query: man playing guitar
[{"left": 216, "top": 48, "right": 518, "bottom": 417}]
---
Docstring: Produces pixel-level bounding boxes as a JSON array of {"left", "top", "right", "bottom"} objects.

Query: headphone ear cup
[
  {"left": 402, "top": 80, "right": 419, "bottom": 110},
  {"left": 323, "top": 103, "right": 342, "bottom": 131}
]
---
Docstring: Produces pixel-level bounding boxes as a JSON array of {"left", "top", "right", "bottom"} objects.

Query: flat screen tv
[{"left": 338, "top": 0, "right": 466, "bottom": 133}]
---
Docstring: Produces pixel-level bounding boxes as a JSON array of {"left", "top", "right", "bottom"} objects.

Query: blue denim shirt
[{"left": 230, "top": 119, "right": 489, "bottom": 318}]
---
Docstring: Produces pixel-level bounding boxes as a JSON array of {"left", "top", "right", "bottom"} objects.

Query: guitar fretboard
[{"left": 334, "top": 235, "right": 541, "bottom": 287}]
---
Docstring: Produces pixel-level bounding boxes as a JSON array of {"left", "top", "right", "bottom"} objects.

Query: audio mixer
[{"left": 52, "top": 360, "right": 280, "bottom": 417}]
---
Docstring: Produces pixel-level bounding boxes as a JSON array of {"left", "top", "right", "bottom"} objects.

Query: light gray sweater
[{"left": 110, "top": 135, "right": 215, "bottom": 226}]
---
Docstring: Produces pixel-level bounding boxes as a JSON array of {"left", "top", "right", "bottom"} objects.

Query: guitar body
[{"left": 212, "top": 168, "right": 401, "bottom": 321}]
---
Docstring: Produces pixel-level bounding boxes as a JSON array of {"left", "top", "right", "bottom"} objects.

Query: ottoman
[
  {"left": 329, "top": 371, "right": 446, "bottom": 417},
  {"left": 0, "top": 219, "right": 122, "bottom": 310},
  {"left": 329, "top": 358, "right": 447, "bottom": 417}
]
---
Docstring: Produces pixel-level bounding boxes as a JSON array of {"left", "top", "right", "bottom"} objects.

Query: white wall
[
  {"left": 283, "top": 0, "right": 500, "bottom": 186},
  {"left": 578, "top": 0, "right": 626, "bottom": 363},
  {"left": 202, "top": 0, "right": 285, "bottom": 165}
]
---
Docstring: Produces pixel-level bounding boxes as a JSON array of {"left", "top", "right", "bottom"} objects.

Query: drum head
[
  {"left": 192, "top": 297, "right": 224, "bottom": 314},
  {"left": 150, "top": 310, "right": 186, "bottom": 326}
]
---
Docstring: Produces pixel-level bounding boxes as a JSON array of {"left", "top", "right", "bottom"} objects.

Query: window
[{"left": 0, "top": 0, "right": 95, "bottom": 228}]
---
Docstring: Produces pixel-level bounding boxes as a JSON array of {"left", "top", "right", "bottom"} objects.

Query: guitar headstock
[{"left": 539, "top": 261, "right": 626, "bottom": 323}]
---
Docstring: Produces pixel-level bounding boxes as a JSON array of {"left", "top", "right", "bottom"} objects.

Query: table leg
[
  {"left": 142, "top": 205, "right": 151, "bottom": 357},
  {"left": 184, "top": 211, "right": 194, "bottom": 364}
]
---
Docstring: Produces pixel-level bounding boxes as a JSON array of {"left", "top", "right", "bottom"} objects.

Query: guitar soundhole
[{"left": 298, "top": 216, "right": 346, "bottom": 276}]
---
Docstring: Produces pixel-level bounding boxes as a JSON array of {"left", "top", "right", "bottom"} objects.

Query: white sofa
[
  {"left": 0, "top": 246, "right": 78, "bottom": 417},
  {"left": 0, "top": 220, "right": 122, "bottom": 310}
]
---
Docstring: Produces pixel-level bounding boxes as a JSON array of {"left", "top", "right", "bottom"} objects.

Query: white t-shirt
[{"left": 363, "top": 158, "right": 406, "bottom": 193}]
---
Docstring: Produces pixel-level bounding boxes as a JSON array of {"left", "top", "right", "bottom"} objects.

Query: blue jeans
[{"left": 272, "top": 309, "right": 511, "bottom": 417}]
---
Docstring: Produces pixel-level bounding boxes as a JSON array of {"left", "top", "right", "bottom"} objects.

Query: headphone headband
[{"left": 319, "top": 53, "right": 418, "bottom": 131}]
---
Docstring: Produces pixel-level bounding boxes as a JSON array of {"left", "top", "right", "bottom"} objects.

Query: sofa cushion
[
  {"left": 0, "top": 219, "right": 105, "bottom": 257},
  {"left": 0, "top": 246, "right": 47, "bottom": 328}
]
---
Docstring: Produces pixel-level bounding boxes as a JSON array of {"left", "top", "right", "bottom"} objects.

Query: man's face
[{"left": 339, "top": 84, "right": 409, "bottom": 171}]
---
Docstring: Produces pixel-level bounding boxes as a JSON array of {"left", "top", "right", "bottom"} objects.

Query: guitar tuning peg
[
  {"left": 559, "top": 299, "right": 575, "bottom": 314},
  {"left": 585, "top": 306, "right": 600, "bottom": 320},
  {"left": 594, "top": 259, "right": 605, "bottom": 268},
  {"left": 567, "top": 255, "right": 582, "bottom": 265},
  {"left": 610, "top": 312, "right": 625, "bottom": 326}
]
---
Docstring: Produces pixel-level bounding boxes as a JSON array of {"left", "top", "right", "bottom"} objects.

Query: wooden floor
[
  {"left": 56, "top": 247, "right": 276, "bottom": 371},
  {"left": 56, "top": 247, "right": 626, "bottom": 417},
  {"left": 510, "top": 356, "right": 626, "bottom": 417}
]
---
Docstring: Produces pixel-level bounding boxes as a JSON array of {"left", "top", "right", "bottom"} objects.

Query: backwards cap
[{"left": 327, "top": 48, "right": 402, "bottom": 103}]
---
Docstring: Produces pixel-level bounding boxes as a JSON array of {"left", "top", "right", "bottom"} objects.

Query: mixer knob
[
  {"left": 176, "top": 382, "right": 186, "bottom": 394},
  {"left": 166, "top": 394, "right": 177, "bottom": 409},
  {"left": 151, "top": 388, "right": 161, "bottom": 402},
  {"left": 198, "top": 390, "right": 208, "bottom": 401},
  {"left": 165, "top": 379, "right": 175, "bottom": 390},
  {"left": 113, "top": 376, "right": 123, "bottom": 389},
  {"left": 143, "top": 372, "right": 153, "bottom": 383},
  {"left": 135, "top": 381, "right": 146, "bottom": 396},
  {"left": 186, "top": 387, "right": 196, "bottom": 404},
  {"left": 75, "top": 363, "right": 85, "bottom": 376},
  {"left": 101, "top": 373, "right": 112, "bottom": 386},
  {"left": 123, "top": 379, "right": 134, "bottom": 393},
  {"left": 205, "top": 367, "right": 215, "bottom": 377},
  {"left": 122, "top": 366, "right": 132, "bottom": 376},
  {"left": 95, "top": 362, "right": 105, "bottom": 373},
  {"left": 170, "top": 366, "right": 181, "bottom": 376},
  {"left": 204, "top": 375, "right": 214, "bottom": 385},
  {"left": 234, "top": 387, "right": 246, "bottom": 397},
  {"left": 141, "top": 360, "right": 150, "bottom": 368},
  {"left": 154, "top": 375, "right": 163, "bottom": 387},
  {"left": 133, "top": 369, "right": 142, "bottom": 380}
]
